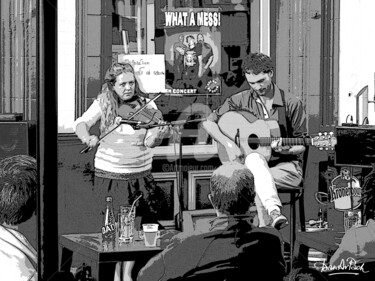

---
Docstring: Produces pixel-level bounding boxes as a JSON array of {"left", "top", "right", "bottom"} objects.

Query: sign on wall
[
  {"left": 118, "top": 54, "right": 167, "bottom": 94},
  {"left": 329, "top": 168, "right": 362, "bottom": 211},
  {"left": 163, "top": 8, "right": 222, "bottom": 95}
]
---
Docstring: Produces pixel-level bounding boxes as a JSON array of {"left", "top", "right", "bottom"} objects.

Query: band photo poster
[{"left": 163, "top": 8, "right": 222, "bottom": 95}]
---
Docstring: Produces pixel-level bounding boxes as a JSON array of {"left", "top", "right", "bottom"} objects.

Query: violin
[
  {"left": 80, "top": 94, "right": 164, "bottom": 154},
  {"left": 117, "top": 97, "right": 163, "bottom": 127}
]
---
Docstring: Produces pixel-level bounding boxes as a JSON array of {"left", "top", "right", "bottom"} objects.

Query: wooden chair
[{"left": 182, "top": 209, "right": 217, "bottom": 233}]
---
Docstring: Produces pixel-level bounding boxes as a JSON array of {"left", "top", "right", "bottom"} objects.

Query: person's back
[
  {"left": 138, "top": 217, "right": 285, "bottom": 281},
  {"left": 181, "top": 219, "right": 284, "bottom": 280},
  {"left": 0, "top": 225, "right": 37, "bottom": 280},
  {"left": 138, "top": 162, "right": 286, "bottom": 281},
  {"left": 137, "top": 217, "right": 285, "bottom": 281},
  {"left": 0, "top": 155, "right": 38, "bottom": 280}
]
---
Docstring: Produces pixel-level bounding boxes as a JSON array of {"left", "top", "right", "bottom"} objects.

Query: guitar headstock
[{"left": 312, "top": 132, "right": 337, "bottom": 150}]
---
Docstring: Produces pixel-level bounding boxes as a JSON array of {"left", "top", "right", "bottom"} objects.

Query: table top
[
  {"left": 296, "top": 229, "right": 345, "bottom": 255},
  {"left": 60, "top": 232, "right": 168, "bottom": 263}
]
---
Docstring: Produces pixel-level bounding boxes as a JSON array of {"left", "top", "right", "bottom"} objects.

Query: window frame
[
  {"left": 187, "top": 170, "right": 213, "bottom": 210},
  {"left": 152, "top": 171, "right": 180, "bottom": 228}
]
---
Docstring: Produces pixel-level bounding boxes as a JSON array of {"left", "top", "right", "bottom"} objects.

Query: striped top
[{"left": 74, "top": 98, "right": 157, "bottom": 175}]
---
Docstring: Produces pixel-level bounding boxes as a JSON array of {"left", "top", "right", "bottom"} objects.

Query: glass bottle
[
  {"left": 318, "top": 208, "right": 323, "bottom": 228},
  {"left": 102, "top": 196, "right": 116, "bottom": 240}
]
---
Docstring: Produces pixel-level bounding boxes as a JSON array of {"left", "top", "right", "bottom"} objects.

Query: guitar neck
[{"left": 254, "top": 137, "right": 312, "bottom": 146}]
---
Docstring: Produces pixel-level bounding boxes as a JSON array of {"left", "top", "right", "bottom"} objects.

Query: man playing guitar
[{"left": 202, "top": 52, "right": 307, "bottom": 230}]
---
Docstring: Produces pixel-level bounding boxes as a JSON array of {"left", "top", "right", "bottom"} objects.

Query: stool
[
  {"left": 278, "top": 186, "right": 306, "bottom": 271},
  {"left": 278, "top": 146, "right": 309, "bottom": 271}
]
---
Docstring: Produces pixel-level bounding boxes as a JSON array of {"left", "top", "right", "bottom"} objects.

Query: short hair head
[
  {"left": 242, "top": 52, "right": 274, "bottom": 75},
  {"left": 186, "top": 35, "right": 195, "bottom": 43},
  {"left": 0, "top": 155, "right": 37, "bottom": 225},
  {"left": 209, "top": 162, "right": 255, "bottom": 215}
]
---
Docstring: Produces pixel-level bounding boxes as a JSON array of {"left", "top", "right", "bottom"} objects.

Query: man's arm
[
  {"left": 273, "top": 97, "right": 307, "bottom": 155},
  {"left": 204, "top": 55, "right": 213, "bottom": 70},
  {"left": 203, "top": 45, "right": 214, "bottom": 70},
  {"left": 202, "top": 116, "right": 242, "bottom": 162},
  {"left": 197, "top": 55, "right": 203, "bottom": 78},
  {"left": 202, "top": 119, "right": 237, "bottom": 148},
  {"left": 273, "top": 141, "right": 305, "bottom": 155},
  {"left": 286, "top": 145, "right": 305, "bottom": 154}
]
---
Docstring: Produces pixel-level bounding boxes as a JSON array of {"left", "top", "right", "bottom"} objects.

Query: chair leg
[
  {"left": 289, "top": 193, "right": 296, "bottom": 271},
  {"left": 299, "top": 191, "right": 306, "bottom": 232}
]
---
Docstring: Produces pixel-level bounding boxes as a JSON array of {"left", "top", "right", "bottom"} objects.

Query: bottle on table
[
  {"left": 318, "top": 208, "right": 323, "bottom": 228},
  {"left": 102, "top": 196, "right": 116, "bottom": 240}
]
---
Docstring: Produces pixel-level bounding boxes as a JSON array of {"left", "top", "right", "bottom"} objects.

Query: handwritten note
[{"left": 118, "top": 54, "right": 166, "bottom": 93}]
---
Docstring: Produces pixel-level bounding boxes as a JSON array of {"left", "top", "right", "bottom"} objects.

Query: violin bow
[
  {"left": 134, "top": 118, "right": 207, "bottom": 129},
  {"left": 79, "top": 93, "right": 163, "bottom": 154}
]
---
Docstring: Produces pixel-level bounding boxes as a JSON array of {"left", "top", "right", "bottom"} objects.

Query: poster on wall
[
  {"left": 118, "top": 54, "right": 167, "bottom": 94},
  {"left": 163, "top": 8, "right": 222, "bottom": 95}
]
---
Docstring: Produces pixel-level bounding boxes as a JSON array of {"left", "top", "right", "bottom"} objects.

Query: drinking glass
[
  {"left": 118, "top": 205, "right": 135, "bottom": 243},
  {"left": 139, "top": 224, "right": 160, "bottom": 247}
]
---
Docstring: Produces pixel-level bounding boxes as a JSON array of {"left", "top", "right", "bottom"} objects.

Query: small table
[
  {"left": 60, "top": 232, "right": 172, "bottom": 280},
  {"left": 293, "top": 230, "right": 344, "bottom": 267}
]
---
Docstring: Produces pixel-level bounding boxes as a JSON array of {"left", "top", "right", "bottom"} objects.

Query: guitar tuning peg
[
  {"left": 324, "top": 132, "right": 327, "bottom": 136},
  {"left": 329, "top": 132, "right": 334, "bottom": 136},
  {"left": 325, "top": 147, "right": 329, "bottom": 150},
  {"left": 318, "top": 132, "right": 322, "bottom": 136},
  {"left": 319, "top": 147, "right": 323, "bottom": 151}
]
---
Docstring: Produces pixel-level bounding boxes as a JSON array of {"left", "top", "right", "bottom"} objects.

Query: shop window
[
  {"left": 152, "top": 172, "right": 180, "bottom": 228},
  {"left": 59, "top": 0, "right": 250, "bottom": 147},
  {"left": 58, "top": 0, "right": 76, "bottom": 133},
  {"left": 112, "top": 0, "right": 147, "bottom": 55},
  {"left": 188, "top": 170, "right": 213, "bottom": 210}
]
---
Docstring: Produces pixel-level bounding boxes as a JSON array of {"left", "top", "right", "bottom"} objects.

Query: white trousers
[{"left": 245, "top": 153, "right": 302, "bottom": 227}]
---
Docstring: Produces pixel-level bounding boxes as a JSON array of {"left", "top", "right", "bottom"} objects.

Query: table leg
[
  {"left": 60, "top": 246, "right": 73, "bottom": 272},
  {"left": 98, "top": 262, "right": 116, "bottom": 281},
  {"left": 293, "top": 241, "right": 310, "bottom": 268}
]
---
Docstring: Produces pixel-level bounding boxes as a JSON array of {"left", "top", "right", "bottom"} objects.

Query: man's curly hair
[
  {"left": 0, "top": 155, "right": 37, "bottom": 225},
  {"left": 242, "top": 52, "right": 274, "bottom": 75}
]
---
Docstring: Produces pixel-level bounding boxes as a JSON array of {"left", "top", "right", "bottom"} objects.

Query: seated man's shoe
[{"left": 270, "top": 210, "right": 289, "bottom": 230}]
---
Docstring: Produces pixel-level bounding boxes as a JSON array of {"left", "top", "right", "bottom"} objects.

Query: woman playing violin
[
  {"left": 74, "top": 61, "right": 169, "bottom": 280},
  {"left": 74, "top": 61, "right": 168, "bottom": 226}
]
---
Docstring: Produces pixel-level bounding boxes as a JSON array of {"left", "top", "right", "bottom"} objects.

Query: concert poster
[{"left": 163, "top": 8, "right": 222, "bottom": 95}]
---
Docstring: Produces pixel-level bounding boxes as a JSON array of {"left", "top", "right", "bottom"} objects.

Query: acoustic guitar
[{"left": 217, "top": 111, "right": 337, "bottom": 163}]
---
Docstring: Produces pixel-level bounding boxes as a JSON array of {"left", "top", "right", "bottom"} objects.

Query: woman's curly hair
[{"left": 98, "top": 62, "right": 144, "bottom": 135}]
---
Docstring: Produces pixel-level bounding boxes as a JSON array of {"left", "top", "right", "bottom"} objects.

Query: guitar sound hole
[{"left": 248, "top": 134, "right": 259, "bottom": 150}]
